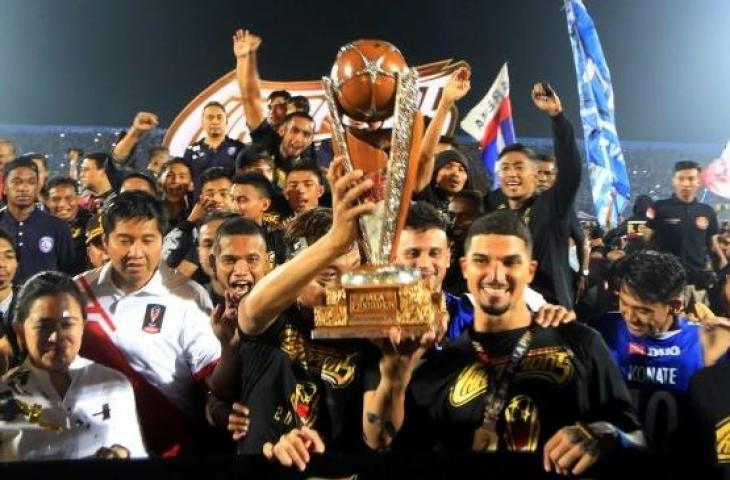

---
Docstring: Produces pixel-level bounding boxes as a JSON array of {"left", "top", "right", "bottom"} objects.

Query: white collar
[{"left": 98, "top": 262, "right": 168, "bottom": 297}]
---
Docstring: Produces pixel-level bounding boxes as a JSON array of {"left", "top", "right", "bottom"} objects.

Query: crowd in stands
[{"left": 0, "top": 29, "right": 728, "bottom": 479}]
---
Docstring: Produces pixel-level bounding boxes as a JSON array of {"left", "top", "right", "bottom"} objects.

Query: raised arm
[
  {"left": 531, "top": 83, "right": 583, "bottom": 217},
  {"left": 233, "top": 29, "right": 266, "bottom": 131},
  {"left": 415, "top": 66, "right": 471, "bottom": 193},
  {"left": 112, "top": 111, "right": 159, "bottom": 166},
  {"left": 238, "top": 157, "right": 375, "bottom": 335}
]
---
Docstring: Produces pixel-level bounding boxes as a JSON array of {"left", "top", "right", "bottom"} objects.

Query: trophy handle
[
  {"left": 322, "top": 76, "right": 375, "bottom": 264},
  {"left": 390, "top": 111, "right": 424, "bottom": 263},
  {"left": 381, "top": 68, "right": 423, "bottom": 263}
]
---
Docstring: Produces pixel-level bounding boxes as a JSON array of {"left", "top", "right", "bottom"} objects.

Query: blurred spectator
[
  {"left": 43, "top": 176, "right": 92, "bottom": 275},
  {"left": 182, "top": 102, "right": 243, "bottom": 193},
  {"left": 0, "top": 157, "right": 75, "bottom": 282}
]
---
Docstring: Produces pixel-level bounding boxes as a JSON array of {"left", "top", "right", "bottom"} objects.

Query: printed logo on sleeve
[
  {"left": 38, "top": 236, "right": 54, "bottom": 253},
  {"left": 142, "top": 304, "right": 166, "bottom": 334}
]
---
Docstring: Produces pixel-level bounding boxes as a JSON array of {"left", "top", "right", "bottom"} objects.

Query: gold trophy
[{"left": 313, "top": 40, "right": 438, "bottom": 339}]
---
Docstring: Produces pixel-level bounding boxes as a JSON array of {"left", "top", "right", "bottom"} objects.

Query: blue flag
[{"left": 565, "top": 0, "right": 630, "bottom": 226}]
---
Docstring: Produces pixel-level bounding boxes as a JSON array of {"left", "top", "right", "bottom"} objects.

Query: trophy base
[{"left": 313, "top": 266, "right": 438, "bottom": 339}]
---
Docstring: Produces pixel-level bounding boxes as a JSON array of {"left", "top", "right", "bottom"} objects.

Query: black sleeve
[
  {"left": 236, "top": 317, "right": 297, "bottom": 454},
  {"left": 544, "top": 113, "right": 583, "bottom": 218},
  {"left": 680, "top": 363, "right": 730, "bottom": 477}
]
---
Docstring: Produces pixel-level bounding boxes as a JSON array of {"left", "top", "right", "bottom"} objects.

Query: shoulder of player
[{"left": 549, "top": 321, "right": 603, "bottom": 346}]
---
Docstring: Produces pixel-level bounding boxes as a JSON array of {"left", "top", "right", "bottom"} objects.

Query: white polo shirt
[
  {"left": 0, "top": 356, "right": 147, "bottom": 461},
  {"left": 75, "top": 263, "right": 220, "bottom": 415}
]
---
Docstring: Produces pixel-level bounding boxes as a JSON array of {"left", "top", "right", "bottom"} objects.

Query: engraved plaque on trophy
[{"left": 313, "top": 39, "right": 439, "bottom": 339}]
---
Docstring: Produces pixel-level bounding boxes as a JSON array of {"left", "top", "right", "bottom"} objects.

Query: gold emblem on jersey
[
  {"left": 450, "top": 347, "right": 575, "bottom": 408},
  {"left": 504, "top": 394, "right": 540, "bottom": 453},
  {"left": 450, "top": 364, "right": 488, "bottom": 407},
  {"left": 716, "top": 416, "right": 730, "bottom": 463},
  {"left": 290, "top": 381, "right": 319, "bottom": 427},
  {"left": 280, "top": 325, "right": 357, "bottom": 388}
]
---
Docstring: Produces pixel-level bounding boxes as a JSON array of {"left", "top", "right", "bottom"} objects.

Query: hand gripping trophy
[{"left": 314, "top": 39, "right": 439, "bottom": 338}]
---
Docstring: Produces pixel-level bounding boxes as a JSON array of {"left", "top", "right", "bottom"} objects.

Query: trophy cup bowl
[{"left": 313, "top": 40, "right": 440, "bottom": 339}]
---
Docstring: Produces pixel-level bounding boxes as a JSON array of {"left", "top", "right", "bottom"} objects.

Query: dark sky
[{"left": 1, "top": 0, "right": 729, "bottom": 142}]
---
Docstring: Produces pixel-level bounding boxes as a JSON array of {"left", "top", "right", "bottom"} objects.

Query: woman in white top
[{"left": 0, "top": 271, "right": 147, "bottom": 461}]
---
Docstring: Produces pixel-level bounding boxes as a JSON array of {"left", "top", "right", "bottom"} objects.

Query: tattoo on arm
[{"left": 366, "top": 412, "right": 397, "bottom": 448}]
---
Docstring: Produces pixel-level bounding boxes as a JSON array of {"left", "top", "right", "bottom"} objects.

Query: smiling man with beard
[
  {"left": 74, "top": 191, "right": 221, "bottom": 456},
  {"left": 365, "top": 210, "right": 644, "bottom": 477}
]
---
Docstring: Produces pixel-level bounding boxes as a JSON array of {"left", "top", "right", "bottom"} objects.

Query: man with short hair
[
  {"left": 235, "top": 145, "right": 289, "bottom": 214},
  {"left": 397, "top": 202, "right": 553, "bottom": 341},
  {"left": 283, "top": 162, "right": 325, "bottom": 217},
  {"left": 0, "top": 157, "right": 75, "bottom": 282},
  {"left": 228, "top": 173, "right": 286, "bottom": 268},
  {"left": 445, "top": 189, "right": 483, "bottom": 293},
  {"left": 364, "top": 210, "right": 643, "bottom": 477},
  {"left": 120, "top": 172, "right": 158, "bottom": 197},
  {"left": 235, "top": 144, "right": 275, "bottom": 181},
  {"left": 270, "top": 112, "right": 317, "bottom": 175},
  {"left": 204, "top": 216, "right": 272, "bottom": 444},
  {"left": 79, "top": 152, "right": 117, "bottom": 214},
  {"left": 195, "top": 211, "right": 241, "bottom": 305},
  {"left": 534, "top": 153, "right": 558, "bottom": 194},
  {"left": 75, "top": 191, "right": 221, "bottom": 456},
  {"left": 593, "top": 251, "right": 730, "bottom": 452},
  {"left": 647, "top": 161, "right": 720, "bottom": 297},
  {"left": 488, "top": 83, "right": 583, "bottom": 307},
  {"left": 183, "top": 102, "right": 244, "bottom": 192},
  {"left": 44, "top": 176, "right": 92, "bottom": 275}
]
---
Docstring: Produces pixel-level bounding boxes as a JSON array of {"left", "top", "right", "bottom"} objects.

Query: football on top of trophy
[{"left": 330, "top": 39, "right": 408, "bottom": 122}]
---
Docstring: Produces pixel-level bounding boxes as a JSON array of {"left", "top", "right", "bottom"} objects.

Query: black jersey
[
  {"left": 402, "top": 323, "right": 639, "bottom": 453},
  {"left": 237, "top": 305, "right": 372, "bottom": 454}
]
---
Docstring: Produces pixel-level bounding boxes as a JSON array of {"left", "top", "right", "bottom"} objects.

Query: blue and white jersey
[{"left": 595, "top": 312, "right": 706, "bottom": 450}]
